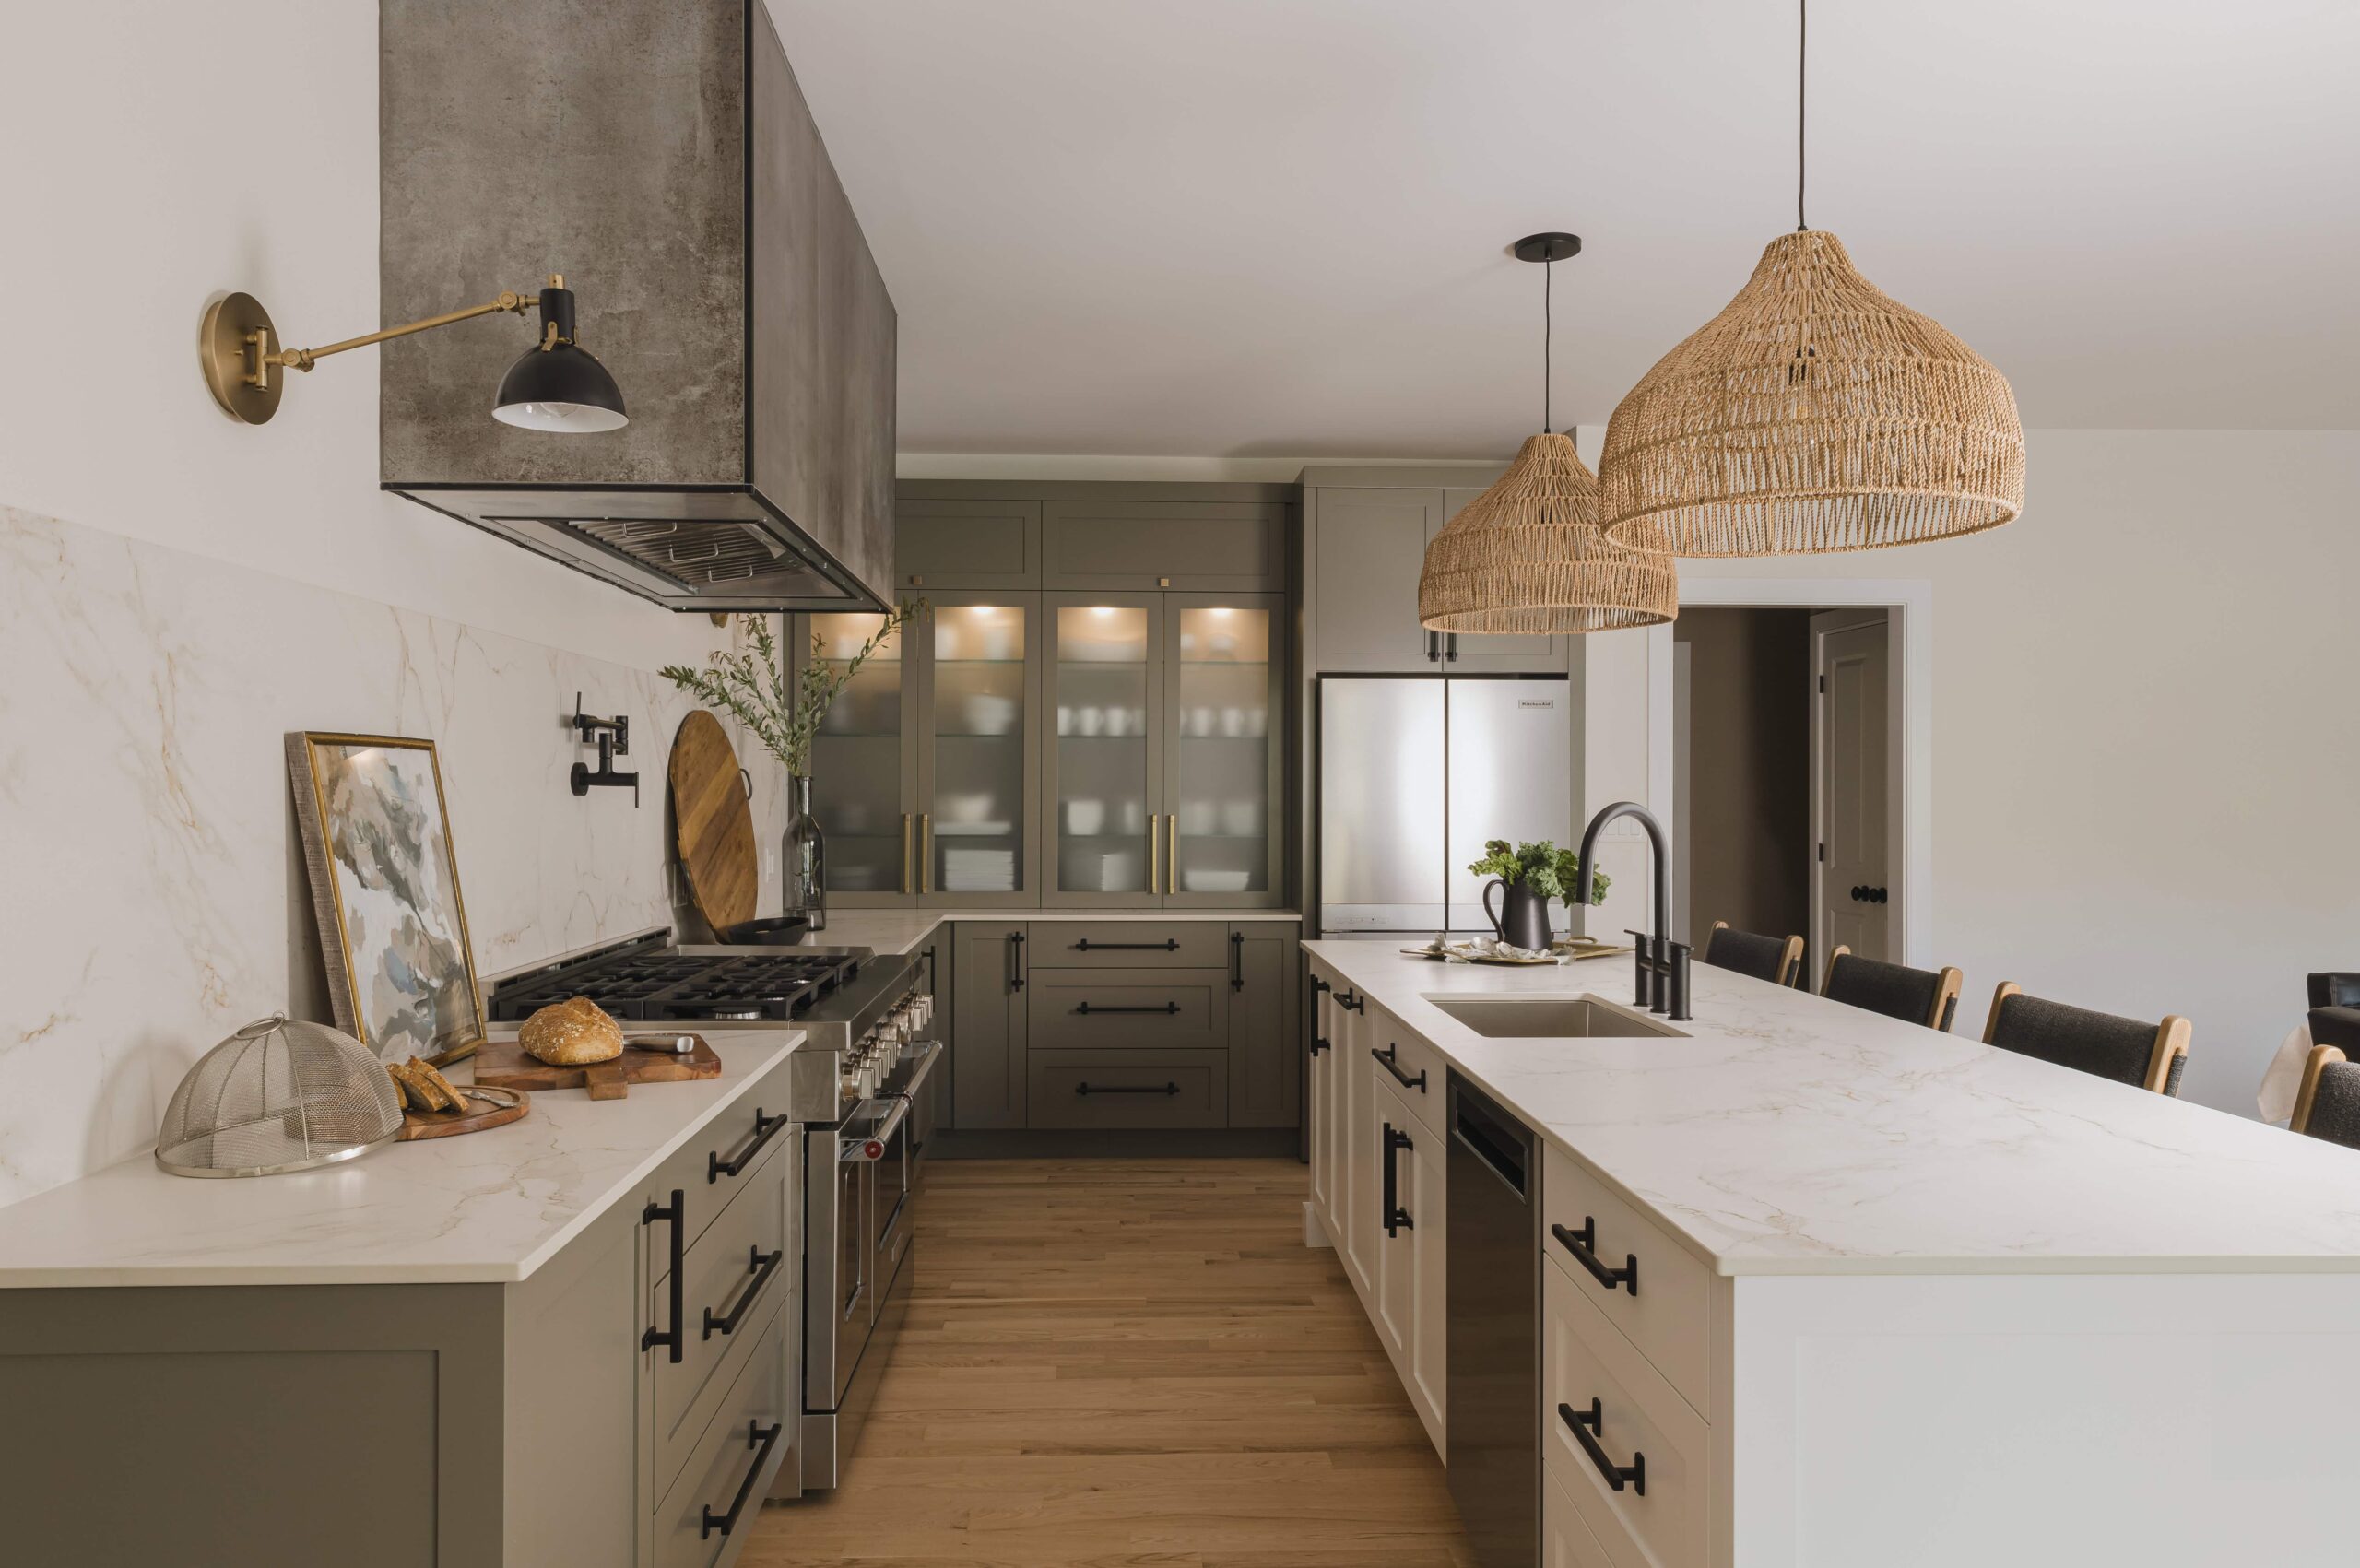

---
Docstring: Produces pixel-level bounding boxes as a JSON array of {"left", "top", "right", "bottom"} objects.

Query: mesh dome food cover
[{"left": 155, "top": 1015, "right": 404, "bottom": 1177}]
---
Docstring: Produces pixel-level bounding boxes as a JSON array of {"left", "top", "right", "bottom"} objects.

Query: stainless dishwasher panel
[{"left": 1446, "top": 1072, "right": 1540, "bottom": 1568}]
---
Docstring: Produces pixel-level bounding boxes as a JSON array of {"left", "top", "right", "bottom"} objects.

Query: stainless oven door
[
  {"left": 804, "top": 1120, "right": 873, "bottom": 1414},
  {"left": 871, "top": 1044, "right": 941, "bottom": 1285}
]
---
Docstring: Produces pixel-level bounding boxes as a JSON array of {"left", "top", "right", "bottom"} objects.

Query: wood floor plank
[{"left": 748, "top": 1158, "right": 1470, "bottom": 1566}]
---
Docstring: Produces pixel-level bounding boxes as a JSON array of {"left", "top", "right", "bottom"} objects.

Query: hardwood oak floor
[{"left": 746, "top": 1157, "right": 1475, "bottom": 1568}]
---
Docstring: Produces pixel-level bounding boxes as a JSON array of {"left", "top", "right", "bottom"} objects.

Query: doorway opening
[{"left": 1669, "top": 597, "right": 1914, "bottom": 984}]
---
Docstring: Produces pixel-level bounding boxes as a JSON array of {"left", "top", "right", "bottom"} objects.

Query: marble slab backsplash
[{"left": 0, "top": 505, "right": 785, "bottom": 1208}]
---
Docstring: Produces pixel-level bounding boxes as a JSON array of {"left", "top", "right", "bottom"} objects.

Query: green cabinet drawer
[
  {"left": 1026, "top": 1050, "right": 1230, "bottom": 1128},
  {"left": 1026, "top": 968, "right": 1230, "bottom": 1052},
  {"left": 1028, "top": 920, "right": 1228, "bottom": 968}
]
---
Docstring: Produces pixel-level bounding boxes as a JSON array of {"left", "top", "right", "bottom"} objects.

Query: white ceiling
[{"left": 769, "top": 0, "right": 2360, "bottom": 458}]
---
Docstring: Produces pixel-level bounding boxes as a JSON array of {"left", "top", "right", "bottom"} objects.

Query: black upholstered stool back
[
  {"left": 1981, "top": 984, "right": 2191, "bottom": 1096},
  {"left": 1701, "top": 922, "right": 1804, "bottom": 988},
  {"left": 2293, "top": 1048, "right": 2360, "bottom": 1150},
  {"left": 1822, "top": 949, "right": 1963, "bottom": 1032},
  {"left": 2305, "top": 973, "right": 2360, "bottom": 1009}
]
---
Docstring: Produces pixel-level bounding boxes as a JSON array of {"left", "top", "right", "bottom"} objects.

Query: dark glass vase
[{"left": 785, "top": 773, "right": 827, "bottom": 931}]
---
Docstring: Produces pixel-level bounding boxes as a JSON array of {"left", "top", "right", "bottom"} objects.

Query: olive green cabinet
[
  {"left": 938, "top": 918, "right": 1298, "bottom": 1133},
  {"left": 949, "top": 921, "right": 1028, "bottom": 1129},
  {"left": 1303, "top": 469, "right": 1567, "bottom": 675},
  {"left": 803, "top": 595, "right": 1043, "bottom": 907},
  {"left": 1226, "top": 922, "right": 1302, "bottom": 1128}
]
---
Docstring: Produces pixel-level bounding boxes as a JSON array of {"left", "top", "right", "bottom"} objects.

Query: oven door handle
[{"left": 841, "top": 1094, "right": 914, "bottom": 1159}]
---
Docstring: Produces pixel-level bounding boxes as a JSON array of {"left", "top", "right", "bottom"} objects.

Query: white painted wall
[
  {"left": 0, "top": 1, "right": 722, "bottom": 675},
  {"left": 1576, "top": 426, "right": 2360, "bottom": 1116},
  {"left": 0, "top": 2, "right": 779, "bottom": 1205}
]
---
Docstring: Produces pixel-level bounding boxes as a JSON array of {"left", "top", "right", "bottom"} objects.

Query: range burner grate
[{"left": 488, "top": 948, "right": 866, "bottom": 1023}]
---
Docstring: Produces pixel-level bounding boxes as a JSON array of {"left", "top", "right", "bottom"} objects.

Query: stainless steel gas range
[{"left": 487, "top": 929, "right": 940, "bottom": 1497}]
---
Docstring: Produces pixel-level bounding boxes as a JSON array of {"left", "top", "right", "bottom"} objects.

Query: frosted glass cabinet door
[
  {"left": 1165, "top": 595, "right": 1285, "bottom": 907},
  {"left": 1044, "top": 595, "right": 1165, "bottom": 906},
  {"left": 808, "top": 612, "right": 917, "bottom": 904},
  {"left": 918, "top": 597, "right": 1041, "bottom": 905}
]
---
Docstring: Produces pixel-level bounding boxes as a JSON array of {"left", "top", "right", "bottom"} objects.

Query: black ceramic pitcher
[{"left": 1481, "top": 878, "right": 1552, "bottom": 949}]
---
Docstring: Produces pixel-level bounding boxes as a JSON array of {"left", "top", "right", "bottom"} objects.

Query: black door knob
[{"left": 1850, "top": 885, "right": 1865, "bottom": 901}]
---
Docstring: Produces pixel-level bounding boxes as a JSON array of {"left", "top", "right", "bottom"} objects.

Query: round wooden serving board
[
  {"left": 397, "top": 1085, "right": 528, "bottom": 1141},
  {"left": 669, "top": 711, "right": 760, "bottom": 934},
  {"left": 470, "top": 1036, "right": 723, "bottom": 1101}
]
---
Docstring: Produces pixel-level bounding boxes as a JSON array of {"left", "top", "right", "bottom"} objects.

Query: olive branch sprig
[{"left": 662, "top": 605, "right": 922, "bottom": 776}]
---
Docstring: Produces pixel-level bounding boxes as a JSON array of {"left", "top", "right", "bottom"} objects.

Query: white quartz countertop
[
  {"left": 1304, "top": 941, "right": 2360, "bottom": 1276},
  {"left": 0, "top": 1029, "right": 803, "bottom": 1289},
  {"left": 813, "top": 907, "right": 1301, "bottom": 957}
]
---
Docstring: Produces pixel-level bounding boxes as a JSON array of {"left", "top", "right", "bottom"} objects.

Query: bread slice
[
  {"left": 411, "top": 1058, "right": 467, "bottom": 1113},
  {"left": 392, "top": 1057, "right": 454, "bottom": 1113}
]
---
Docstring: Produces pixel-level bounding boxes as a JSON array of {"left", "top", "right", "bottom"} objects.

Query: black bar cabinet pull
[
  {"left": 1008, "top": 928, "right": 1025, "bottom": 992},
  {"left": 640, "top": 1189, "right": 685, "bottom": 1362},
  {"left": 1372, "top": 1043, "right": 1428, "bottom": 1092},
  {"left": 701, "top": 1419, "right": 786, "bottom": 1539},
  {"left": 1230, "top": 930, "right": 1245, "bottom": 991},
  {"left": 1336, "top": 987, "right": 1364, "bottom": 1013},
  {"left": 703, "top": 1245, "right": 785, "bottom": 1339},
  {"left": 1075, "top": 1000, "right": 1181, "bottom": 1016},
  {"left": 1560, "top": 1399, "right": 1646, "bottom": 1495},
  {"left": 1075, "top": 937, "right": 1180, "bottom": 952},
  {"left": 708, "top": 1107, "right": 788, "bottom": 1183},
  {"left": 1383, "top": 1123, "right": 1415, "bottom": 1236},
  {"left": 1552, "top": 1219, "right": 1640, "bottom": 1296},
  {"left": 1311, "top": 1034, "right": 1331, "bottom": 1056},
  {"left": 1312, "top": 976, "right": 1331, "bottom": 994},
  {"left": 1076, "top": 1080, "right": 1181, "bottom": 1097}
]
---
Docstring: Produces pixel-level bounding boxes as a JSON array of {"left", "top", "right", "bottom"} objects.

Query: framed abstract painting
[{"left": 287, "top": 732, "right": 486, "bottom": 1065}]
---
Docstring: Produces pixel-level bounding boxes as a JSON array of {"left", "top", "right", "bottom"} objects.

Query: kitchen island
[
  {"left": 0, "top": 1028, "right": 808, "bottom": 1568},
  {"left": 1304, "top": 940, "right": 2360, "bottom": 1568}
]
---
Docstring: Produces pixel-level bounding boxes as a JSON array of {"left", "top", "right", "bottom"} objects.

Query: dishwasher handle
[{"left": 1449, "top": 1079, "right": 1531, "bottom": 1200}]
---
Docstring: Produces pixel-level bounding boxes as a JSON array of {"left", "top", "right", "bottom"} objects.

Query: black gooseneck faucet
[{"left": 1574, "top": 800, "right": 1691, "bottom": 1021}]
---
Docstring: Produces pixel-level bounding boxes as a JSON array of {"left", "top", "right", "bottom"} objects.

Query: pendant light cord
[
  {"left": 1543, "top": 257, "right": 1554, "bottom": 433},
  {"left": 1796, "top": 0, "right": 1809, "bottom": 230}
]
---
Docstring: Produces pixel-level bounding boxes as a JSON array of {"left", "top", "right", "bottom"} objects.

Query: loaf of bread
[{"left": 520, "top": 996, "right": 625, "bottom": 1066}]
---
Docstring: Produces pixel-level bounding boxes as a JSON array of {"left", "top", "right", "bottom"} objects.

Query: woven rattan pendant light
[
  {"left": 1420, "top": 234, "right": 1677, "bottom": 634},
  {"left": 1599, "top": 0, "right": 2024, "bottom": 557}
]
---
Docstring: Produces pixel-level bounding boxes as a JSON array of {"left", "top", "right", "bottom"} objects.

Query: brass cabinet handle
[
  {"left": 919, "top": 812, "right": 932, "bottom": 895},
  {"left": 1148, "top": 813, "right": 1161, "bottom": 895},
  {"left": 901, "top": 813, "right": 914, "bottom": 895},
  {"left": 1166, "top": 813, "right": 1178, "bottom": 894}
]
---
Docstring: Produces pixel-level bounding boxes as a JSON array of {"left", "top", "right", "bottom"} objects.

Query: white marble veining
[
  {"left": 812, "top": 907, "right": 1302, "bottom": 958},
  {"left": 0, "top": 1029, "right": 801, "bottom": 1287},
  {"left": 0, "top": 506, "right": 783, "bottom": 1208},
  {"left": 1305, "top": 941, "right": 2360, "bottom": 1275}
]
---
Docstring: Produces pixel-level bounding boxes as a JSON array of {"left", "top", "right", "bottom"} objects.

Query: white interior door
[{"left": 1813, "top": 612, "right": 1892, "bottom": 968}]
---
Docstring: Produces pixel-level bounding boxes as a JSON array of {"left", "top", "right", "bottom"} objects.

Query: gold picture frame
[{"left": 287, "top": 732, "right": 487, "bottom": 1066}]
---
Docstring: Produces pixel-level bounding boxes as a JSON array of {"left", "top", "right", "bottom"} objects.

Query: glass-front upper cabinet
[
  {"left": 920, "top": 598, "right": 1040, "bottom": 905},
  {"left": 805, "top": 596, "right": 1041, "bottom": 907},
  {"left": 1165, "top": 595, "right": 1283, "bottom": 907},
  {"left": 1044, "top": 595, "right": 1164, "bottom": 905},
  {"left": 807, "top": 611, "right": 915, "bottom": 904},
  {"left": 1042, "top": 591, "right": 1284, "bottom": 908}
]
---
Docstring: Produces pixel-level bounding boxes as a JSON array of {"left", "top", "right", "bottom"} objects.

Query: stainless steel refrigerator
[{"left": 1316, "top": 675, "right": 1575, "bottom": 937}]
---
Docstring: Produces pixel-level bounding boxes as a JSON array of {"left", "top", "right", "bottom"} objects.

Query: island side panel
[
  {"left": 0, "top": 1281, "right": 506, "bottom": 1568},
  {"left": 1728, "top": 1270, "right": 2360, "bottom": 1567}
]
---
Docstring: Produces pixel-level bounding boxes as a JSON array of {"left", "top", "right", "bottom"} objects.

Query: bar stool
[
  {"left": 1982, "top": 983, "right": 2190, "bottom": 1096},
  {"left": 1820, "top": 947, "right": 1964, "bottom": 1032},
  {"left": 2291, "top": 1045, "right": 2360, "bottom": 1149},
  {"left": 1700, "top": 921, "right": 1804, "bottom": 988}
]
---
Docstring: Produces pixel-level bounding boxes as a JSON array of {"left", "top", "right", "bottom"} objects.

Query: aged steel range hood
[{"left": 378, "top": 0, "right": 895, "bottom": 612}]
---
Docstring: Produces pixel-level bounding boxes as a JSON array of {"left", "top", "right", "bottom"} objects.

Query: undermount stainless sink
[{"left": 1425, "top": 994, "right": 1687, "bottom": 1041}]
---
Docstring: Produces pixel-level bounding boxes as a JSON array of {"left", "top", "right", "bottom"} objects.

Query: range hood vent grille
[{"left": 567, "top": 517, "right": 809, "bottom": 591}]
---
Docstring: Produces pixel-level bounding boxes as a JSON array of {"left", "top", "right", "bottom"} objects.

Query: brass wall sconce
[{"left": 199, "top": 275, "right": 628, "bottom": 431}]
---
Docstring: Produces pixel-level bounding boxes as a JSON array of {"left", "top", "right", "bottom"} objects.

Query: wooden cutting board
[
  {"left": 470, "top": 1036, "right": 722, "bottom": 1101},
  {"left": 668, "top": 711, "right": 759, "bottom": 935},
  {"left": 397, "top": 1086, "right": 528, "bottom": 1140}
]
